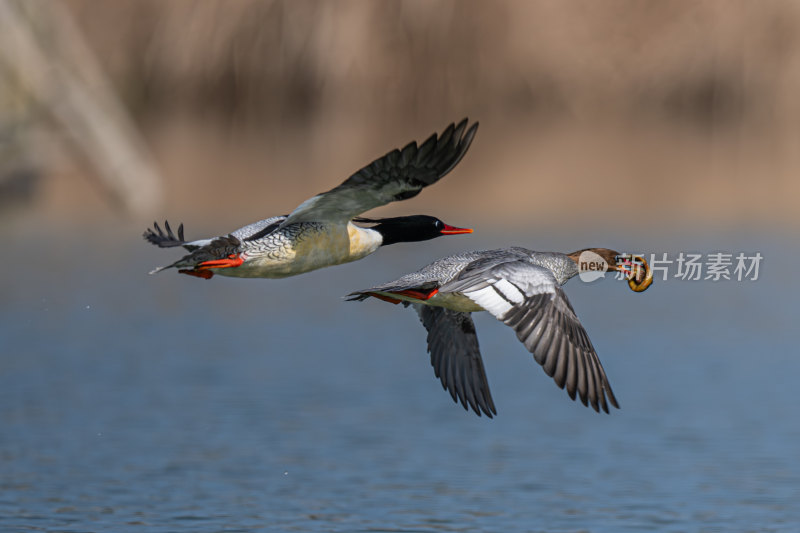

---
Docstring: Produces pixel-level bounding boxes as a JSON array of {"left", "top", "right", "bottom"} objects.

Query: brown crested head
[
  {"left": 567, "top": 247, "right": 653, "bottom": 292},
  {"left": 567, "top": 248, "right": 621, "bottom": 273}
]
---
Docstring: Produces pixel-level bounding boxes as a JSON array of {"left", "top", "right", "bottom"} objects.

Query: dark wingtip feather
[
  {"left": 143, "top": 220, "right": 188, "bottom": 248},
  {"left": 478, "top": 392, "right": 496, "bottom": 418},
  {"left": 605, "top": 382, "right": 620, "bottom": 411},
  {"left": 419, "top": 118, "right": 479, "bottom": 181},
  {"left": 578, "top": 392, "right": 589, "bottom": 408},
  {"left": 438, "top": 121, "right": 456, "bottom": 148}
]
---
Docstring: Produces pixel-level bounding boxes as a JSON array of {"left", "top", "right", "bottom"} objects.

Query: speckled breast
[{"left": 218, "top": 222, "right": 376, "bottom": 279}]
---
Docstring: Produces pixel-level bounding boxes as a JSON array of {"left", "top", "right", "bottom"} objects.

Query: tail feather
[
  {"left": 148, "top": 262, "right": 178, "bottom": 275},
  {"left": 345, "top": 291, "right": 371, "bottom": 301}
]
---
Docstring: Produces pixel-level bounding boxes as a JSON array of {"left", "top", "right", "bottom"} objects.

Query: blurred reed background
[{"left": 1, "top": 0, "right": 799, "bottom": 231}]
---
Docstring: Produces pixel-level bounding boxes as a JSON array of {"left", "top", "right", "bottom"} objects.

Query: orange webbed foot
[{"left": 179, "top": 269, "right": 214, "bottom": 280}]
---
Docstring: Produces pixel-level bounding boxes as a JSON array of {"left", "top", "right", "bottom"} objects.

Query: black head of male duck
[{"left": 354, "top": 215, "right": 473, "bottom": 246}]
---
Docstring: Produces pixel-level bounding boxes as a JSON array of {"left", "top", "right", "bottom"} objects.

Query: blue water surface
[{"left": 1, "top": 221, "right": 797, "bottom": 532}]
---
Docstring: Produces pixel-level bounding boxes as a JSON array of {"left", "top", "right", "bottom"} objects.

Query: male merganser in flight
[
  {"left": 346, "top": 248, "right": 652, "bottom": 417},
  {"left": 144, "top": 119, "right": 477, "bottom": 279}
]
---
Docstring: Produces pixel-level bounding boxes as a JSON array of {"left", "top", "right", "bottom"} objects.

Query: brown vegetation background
[{"left": 4, "top": 0, "right": 800, "bottom": 231}]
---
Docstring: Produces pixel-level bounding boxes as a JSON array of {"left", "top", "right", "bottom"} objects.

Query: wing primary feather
[
  {"left": 436, "top": 120, "right": 478, "bottom": 177},
  {"left": 552, "top": 335, "right": 568, "bottom": 389},
  {"left": 576, "top": 347, "right": 589, "bottom": 407},
  {"left": 436, "top": 122, "right": 456, "bottom": 152},
  {"left": 386, "top": 148, "right": 400, "bottom": 168},
  {"left": 583, "top": 349, "right": 600, "bottom": 412},
  {"left": 592, "top": 354, "right": 609, "bottom": 414},
  {"left": 414, "top": 133, "right": 437, "bottom": 163},
  {"left": 590, "top": 354, "right": 609, "bottom": 414},
  {"left": 541, "top": 312, "right": 560, "bottom": 378},
  {"left": 517, "top": 304, "right": 546, "bottom": 347},
  {"left": 399, "top": 142, "right": 417, "bottom": 168},
  {"left": 606, "top": 379, "right": 620, "bottom": 410},
  {"left": 533, "top": 309, "right": 557, "bottom": 372},
  {"left": 448, "top": 351, "right": 461, "bottom": 407},
  {"left": 460, "top": 359, "right": 477, "bottom": 414},
  {"left": 565, "top": 344, "right": 578, "bottom": 400}
]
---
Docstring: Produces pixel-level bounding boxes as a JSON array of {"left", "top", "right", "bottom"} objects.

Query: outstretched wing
[
  {"left": 143, "top": 221, "right": 197, "bottom": 250},
  {"left": 441, "top": 260, "right": 619, "bottom": 413},
  {"left": 280, "top": 118, "right": 478, "bottom": 226},
  {"left": 414, "top": 305, "right": 496, "bottom": 418}
]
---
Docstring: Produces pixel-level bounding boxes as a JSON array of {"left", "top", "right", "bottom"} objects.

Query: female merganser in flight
[
  {"left": 346, "top": 248, "right": 652, "bottom": 417},
  {"left": 144, "top": 119, "right": 477, "bottom": 279}
]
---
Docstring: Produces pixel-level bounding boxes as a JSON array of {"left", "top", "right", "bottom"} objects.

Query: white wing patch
[
  {"left": 493, "top": 278, "right": 525, "bottom": 304},
  {"left": 464, "top": 285, "right": 513, "bottom": 316},
  {"left": 463, "top": 275, "right": 557, "bottom": 320}
]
